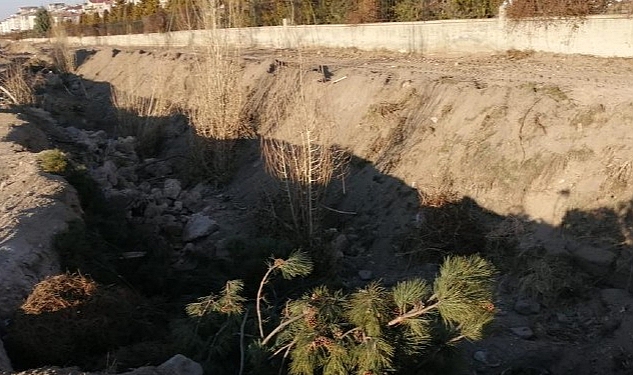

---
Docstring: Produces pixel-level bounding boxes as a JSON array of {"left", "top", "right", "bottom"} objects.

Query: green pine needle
[
  {"left": 186, "top": 279, "right": 246, "bottom": 317},
  {"left": 352, "top": 337, "right": 394, "bottom": 375},
  {"left": 434, "top": 255, "right": 496, "bottom": 330},
  {"left": 279, "top": 251, "right": 314, "bottom": 279},
  {"left": 347, "top": 282, "right": 389, "bottom": 337},
  {"left": 392, "top": 278, "right": 432, "bottom": 313}
]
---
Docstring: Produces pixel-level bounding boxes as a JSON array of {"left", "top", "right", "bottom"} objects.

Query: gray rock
[
  {"left": 157, "top": 354, "right": 203, "bottom": 375},
  {"left": 151, "top": 188, "right": 164, "bottom": 200},
  {"left": 106, "top": 188, "right": 140, "bottom": 211},
  {"left": 92, "top": 160, "right": 118, "bottom": 187},
  {"left": 556, "top": 313, "right": 571, "bottom": 324},
  {"left": 600, "top": 288, "right": 633, "bottom": 312},
  {"left": 473, "top": 350, "right": 500, "bottom": 367},
  {"left": 570, "top": 244, "right": 615, "bottom": 276},
  {"left": 163, "top": 179, "right": 182, "bottom": 200},
  {"left": 510, "top": 326, "right": 534, "bottom": 339},
  {"left": 116, "top": 136, "right": 137, "bottom": 155},
  {"left": 182, "top": 190, "right": 202, "bottom": 211},
  {"left": 120, "top": 354, "right": 202, "bottom": 375},
  {"left": 143, "top": 160, "right": 172, "bottom": 178},
  {"left": 45, "top": 72, "right": 62, "bottom": 87},
  {"left": 514, "top": 299, "right": 540, "bottom": 315},
  {"left": 118, "top": 166, "right": 138, "bottom": 183},
  {"left": 332, "top": 234, "right": 349, "bottom": 254},
  {"left": 161, "top": 215, "right": 183, "bottom": 236},
  {"left": 173, "top": 200, "right": 184, "bottom": 212},
  {"left": 182, "top": 213, "right": 219, "bottom": 242},
  {"left": 144, "top": 202, "right": 166, "bottom": 219},
  {"left": 0, "top": 337, "right": 12, "bottom": 372},
  {"left": 138, "top": 181, "right": 152, "bottom": 193},
  {"left": 358, "top": 269, "right": 373, "bottom": 280}
]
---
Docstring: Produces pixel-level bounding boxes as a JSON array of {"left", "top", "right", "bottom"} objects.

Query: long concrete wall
[{"left": 38, "top": 13, "right": 633, "bottom": 57}]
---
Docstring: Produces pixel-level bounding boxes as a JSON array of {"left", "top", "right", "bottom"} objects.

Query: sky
[{"left": 0, "top": 0, "right": 84, "bottom": 21}]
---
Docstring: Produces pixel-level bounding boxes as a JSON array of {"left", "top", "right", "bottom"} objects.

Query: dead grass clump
[
  {"left": 111, "top": 87, "right": 174, "bottom": 158},
  {"left": 516, "top": 254, "right": 589, "bottom": 305},
  {"left": 400, "top": 185, "right": 486, "bottom": 262},
  {"left": 5, "top": 273, "right": 156, "bottom": 369},
  {"left": 506, "top": 48, "right": 535, "bottom": 60},
  {"left": 0, "top": 63, "right": 35, "bottom": 105},
  {"left": 21, "top": 273, "right": 98, "bottom": 314}
]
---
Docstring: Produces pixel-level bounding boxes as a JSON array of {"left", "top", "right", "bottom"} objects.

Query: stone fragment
[
  {"left": 514, "top": 299, "right": 540, "bottom": 315},
  {"left": 163, "top": 179, "right": 182, "bottom": 200},
  {"left": 600, "top": 288, "right": 633, "bottom": 312},
  {"left": 358, "top": 269, "right": 373, "bottom": 280},
  {"left": 570, "top": 244, "right": 615, "bottom": 276},
  {"left": 510, "top": 326, "right": 534, "bottom": 339},
  {"left": 182, "top": 213, "right": 219, "bottom": 242},
  {"left": 332, "top": 234, "right": 349, "bottom": 254},
  {"left": 157, "top": 354, "right": 203, "bottom": 375}
]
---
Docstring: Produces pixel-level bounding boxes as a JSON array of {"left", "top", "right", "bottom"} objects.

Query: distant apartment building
[
  {"left": 47, "top": 3, "right": 67, "bottom": 12},
  {"left": 51, "top": 5, "right": 83, "bottom": 25},
  {"left": 0, "top": 6, "right": 38, "bottom": 34},
  {"left": 82, "top": 0, "right": 114, "bottom": 16}
]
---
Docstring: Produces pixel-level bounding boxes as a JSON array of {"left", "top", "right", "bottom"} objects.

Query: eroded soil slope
[{"left": 65, "top": 46, "right": 633, "bottom": 373}]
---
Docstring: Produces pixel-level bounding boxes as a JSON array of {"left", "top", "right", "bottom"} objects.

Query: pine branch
[
  {"left": 257, "top": 265, "right": 277, "bottom": 338},
  {"left": 262, "top": 313, "right": 307, "bottom": 346},
  {"left": 388, "top": 298, "right": 439, "bottom": 326},
  {"left": 239, "top": 309, "right": 249, "bottom": 375}
]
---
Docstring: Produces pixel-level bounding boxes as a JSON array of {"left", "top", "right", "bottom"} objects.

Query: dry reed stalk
[
  {"left": 186, "top": 0, "right": 252, "bottom": 179},
  {"left": 50, "top": 25, "right": 75, "bottom": 74},
  {"left": 1, "top": 63, "right": 35, "bottom": 105},
  {"left": 261, "top": 104, "right": 349, "bottom": 239}
]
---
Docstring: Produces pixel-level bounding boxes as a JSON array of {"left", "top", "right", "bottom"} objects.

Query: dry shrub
[
  {"left": 506, "top": 48, "right": 535, "bottom": 60},
  {"left": 0, "top": 63, "right": 35, "bottom": 105},
  {"left": 516, "top": 254, "right": 588, "bottom": 305},
  {"left": 186, "top": 4, "right": 253, "bottom": 181},
  {"left": 111, "top": 87, "right": 174, "bottom": 158},
  {"left": 5, "top": 273, "right": 157, "bottom": 369},
  {"left": 400, "top": 183, "right": 486, "bottom": 262},
  {"left": 506, "top": 0, "right": 608, "bottom": 19},
  {"left": 50, "top": 25, "right": 75, "bottom": 73},
  {"left": 261, "top": 106, "right": 349, "bottom": 240}
]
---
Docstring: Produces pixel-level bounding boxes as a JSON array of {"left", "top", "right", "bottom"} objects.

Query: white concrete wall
[{"left": 30, "top": 14, "right": 633, "bottom": 57}]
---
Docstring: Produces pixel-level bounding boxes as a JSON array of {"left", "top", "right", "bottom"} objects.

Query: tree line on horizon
[{"left": 25, "top": 0, "right": 620, "bottom": 38}]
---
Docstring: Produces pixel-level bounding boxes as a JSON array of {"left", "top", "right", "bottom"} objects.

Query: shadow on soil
[{"left": 2, "top": 49, "right": 633, "bottom": 374}]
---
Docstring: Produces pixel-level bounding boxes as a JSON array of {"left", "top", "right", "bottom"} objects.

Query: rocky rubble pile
[{"left": 63, "top": 124, "right": 233, "bottom": 271}]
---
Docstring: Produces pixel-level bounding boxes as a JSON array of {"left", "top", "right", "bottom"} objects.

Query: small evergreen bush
[
  {"left": 38, "top": 149, "right": 68, "bottom": 174},
  {"left": 176, "top": 252, "right": 496, "bottom": 374}
]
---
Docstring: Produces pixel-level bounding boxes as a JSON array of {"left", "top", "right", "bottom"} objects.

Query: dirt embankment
[
  {"left": 75, "top": 47, "right": 633, "bottom": 274},
  {"left": 0, "top": 111, "right": 81, "bottom": 321},
  {"left": 68, "top": 47, "right": 633, "bottom": 374}
]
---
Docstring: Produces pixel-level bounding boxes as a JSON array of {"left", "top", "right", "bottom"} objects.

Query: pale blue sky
[{"left": 0, "top": 0, "right": 83, "bottom": 21}]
